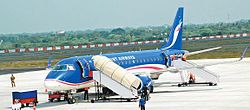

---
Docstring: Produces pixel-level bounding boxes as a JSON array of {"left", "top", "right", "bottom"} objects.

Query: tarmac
[{"left": 0, "top": 58, "right": 250, "bottom": 110}]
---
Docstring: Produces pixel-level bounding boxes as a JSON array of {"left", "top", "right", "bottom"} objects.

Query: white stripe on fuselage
[
  {"left": 127, "top": 64, "right": 166, "bottom": 74},
  {"left": 44, "top": 79, "right": 95, "bottom": 91}
]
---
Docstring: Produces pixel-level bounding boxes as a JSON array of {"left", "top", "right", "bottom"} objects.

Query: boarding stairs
[
  {"left": 173, "top": 59, "right": 219, "bottom": 84},
  {"left": 92, "top": 55, "right": 141, "bottom": 98}
]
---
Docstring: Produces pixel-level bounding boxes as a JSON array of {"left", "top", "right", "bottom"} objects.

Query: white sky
[{"left": 0, "top": 0, "right": 250, "bottom": 34}]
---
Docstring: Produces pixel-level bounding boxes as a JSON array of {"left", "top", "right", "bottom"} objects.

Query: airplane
[
  {"left": 46, "top": 56, "right": 53, "bottom": 69},
  {"left": 44, "top": 7, "right": 246, "bottom": 102}
]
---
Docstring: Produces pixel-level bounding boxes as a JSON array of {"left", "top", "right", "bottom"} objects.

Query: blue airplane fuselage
[{"left": 44, "top": 7, "right": 185, "bottom": 91}]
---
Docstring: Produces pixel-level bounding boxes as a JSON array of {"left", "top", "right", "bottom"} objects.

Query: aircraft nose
[{"left": 44, "top": 79, "right": 64, "bottom": 91}]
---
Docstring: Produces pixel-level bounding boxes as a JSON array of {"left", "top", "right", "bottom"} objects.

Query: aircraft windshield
[{"left": 53, "top": 64, "right": 75, "bottom": 71}]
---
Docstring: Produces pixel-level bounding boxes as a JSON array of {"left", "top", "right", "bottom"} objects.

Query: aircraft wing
[
  {"left": 200, "top": 45, "right": 249, "bottom": 67},
  {"left": 186, "top": 46, "right": 222, "bottom": 56},
  {"left": 186, "top": 45, "right": 249, "bottom": 67}
]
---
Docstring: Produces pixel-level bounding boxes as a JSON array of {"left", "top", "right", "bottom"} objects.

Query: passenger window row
[{"left": 112, "top": 56, "right": 163, "bottom": 65}]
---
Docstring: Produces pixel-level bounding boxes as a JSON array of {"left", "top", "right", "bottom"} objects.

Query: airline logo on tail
[
  {"left": 161, "top": 7, "right": 183, "bottom": 50},
  {"left": 164, "top": 20, "right": 182, "bottom": 49}
]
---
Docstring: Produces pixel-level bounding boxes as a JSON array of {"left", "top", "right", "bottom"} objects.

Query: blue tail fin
[
  {"left": 47, "top": 56, "right": 52, "bottom": 68},
  {"left": 161, "top": 7, "right": 183, "bottom": 50}
]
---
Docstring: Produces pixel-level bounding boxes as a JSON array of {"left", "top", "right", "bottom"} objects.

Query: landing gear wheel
[
  {"left": 72, "top": 98, "right": 76, "bottom": 103},
  {"left": 91, "top": 99, "right": 95, "bottom": 103},
  {"left": 67, "top": 97, "right": 76, "bottom": 104}
]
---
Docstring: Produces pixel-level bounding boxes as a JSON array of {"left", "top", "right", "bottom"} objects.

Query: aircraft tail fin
[
  {"left": 161, "top": 7, "right": 184, "bottom": 50},
  {"left": 47, "top": 56, "right": 52, "bottom": 69}
]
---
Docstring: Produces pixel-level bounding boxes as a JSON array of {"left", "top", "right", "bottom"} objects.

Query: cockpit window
[
  {"left": 53, "top": 64, "right": 75, "bottom": 71},
  {"left": 68, "top": 65, "right": 75, "bottom": 70}
]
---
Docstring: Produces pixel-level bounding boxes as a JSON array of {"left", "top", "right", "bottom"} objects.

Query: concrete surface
[{"left": 0, "top": 58, "right": 250, "bottom": 110}]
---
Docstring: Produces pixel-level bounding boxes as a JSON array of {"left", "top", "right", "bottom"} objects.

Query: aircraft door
[
  {"left": 77, "top": 58, "right": 91, "bottom": 78},
  {"left": 162, "top": 52, "right": 172, "bottom": 67}
]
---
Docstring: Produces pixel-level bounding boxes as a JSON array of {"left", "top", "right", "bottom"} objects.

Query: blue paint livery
[{"left": 45, "top": 7, "right": 185, "bottom": 90}]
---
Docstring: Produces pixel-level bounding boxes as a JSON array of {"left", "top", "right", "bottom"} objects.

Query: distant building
[{"left": 56, "top": 30, "right": 65, "bottom": 35}]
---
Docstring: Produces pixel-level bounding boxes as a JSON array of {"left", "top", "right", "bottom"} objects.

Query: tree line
[{"left": 0, "top": 19, "right": 250, "bottom": 50}]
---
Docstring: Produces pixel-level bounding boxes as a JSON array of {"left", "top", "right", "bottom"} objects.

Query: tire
[
  {"left": 49, "top": 98, "right": 54, "bottom": 102},
  {"left": 57, "top": 98, "right": 61, "bottom": 102},
  {"left": 67, "top": 98, "right": 72, "bottom": 104},
  {"left": 72, "top": 98, "right": 76, "bottom": 104},
  {"left": 67, "top": 98, "right": 76, "bottom": 104},
  {"left": 67, "top": 99, "right": 71, "bottom": 104}
]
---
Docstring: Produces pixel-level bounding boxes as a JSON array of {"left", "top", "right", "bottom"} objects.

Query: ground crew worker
[
  {"left": 83, "top": 87, "right": 89, "bottom": 100},
  {"left": 188, "top": 72, "right": 196, "bottom": 84},
  {"left": 142, "top": 86, "right": 148, "bottom": 101},
  {"left": 172, "top": 54, "right": 176, "bottom": 61},
  {"left": 182, "top": 55, "right": 187, "bottom": 61},
  {"left": 139, "top": 96, "right": 146, "bottom": 110},
  {"left": 10, "top": 74, "right": 16, "bottom": 87}
]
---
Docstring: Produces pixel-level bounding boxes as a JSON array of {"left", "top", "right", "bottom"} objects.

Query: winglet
[{"left": 239, "top": 45, "right": 249, "bottom": 61}]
